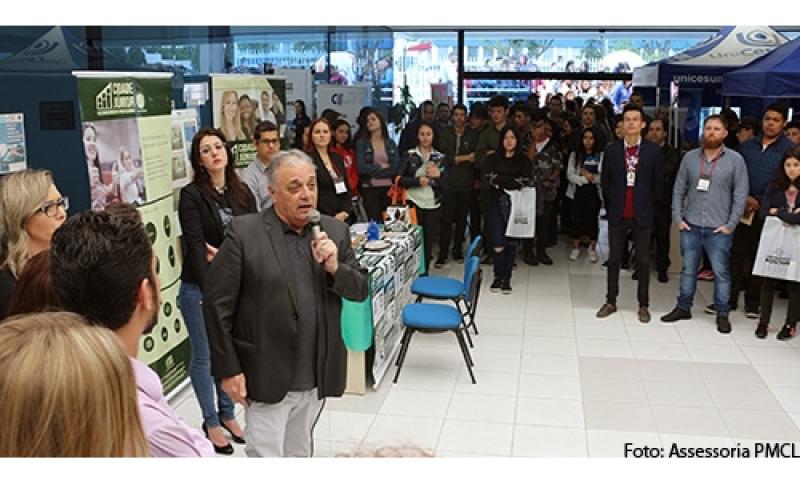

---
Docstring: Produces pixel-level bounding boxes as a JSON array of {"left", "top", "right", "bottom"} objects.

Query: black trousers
[
  {"left": 760, "top": 278, "right": 800, "bottom": 327},
  {"left": 439, "top": 190, "right": 471, "bottom": 258},
  {"left": 361, "top": 186, "right": 390, "bottom": 222},
  {"left": 571, "top": 185, "right": 601, "bottom": 241},
  {"left": 479, "top": 188, "right": 493, "bottom": 253},
  {"left": 730, "top": 217, "right": 764, "bottom": 310},
  {"left": 654, "top": 206, "right": 673, "bottom": 274},
  {"left": 607, "top": 219, "right": 651, "bottom": 307},
  {"left": 469, "top": 188, "right": 482, "bottom": 241},
  {"left": 523, "top": 200, "right": 555, "bottom": 256},
  {"left": 409, "top": 203, "right": 440, "bottom": 275}
]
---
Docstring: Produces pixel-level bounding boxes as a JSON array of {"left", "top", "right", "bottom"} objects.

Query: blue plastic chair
[
  {"left": 393, "top": 256, "right": 483, "bottom": 384},
  {"left": 410, "top": 236, "right": 483, "bottom": 339}
]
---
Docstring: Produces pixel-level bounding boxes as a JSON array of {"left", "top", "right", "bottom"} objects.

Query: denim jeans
[
  {"left": 179, "top": 281, "right": 235, "bottom": 427},
  {"left": 676, "top": 225, "right": 733, "bottom": 315}
]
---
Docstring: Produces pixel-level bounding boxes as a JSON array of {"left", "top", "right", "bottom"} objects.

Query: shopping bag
[
  {"left": 752, "top": 216, "right": 800, "bottom": 282},
  {"left": 383, "top": 176, "right": 418, "bottom": 225},
  {"left": 504, "top": 186, "right": 536, "bottom": 238}
]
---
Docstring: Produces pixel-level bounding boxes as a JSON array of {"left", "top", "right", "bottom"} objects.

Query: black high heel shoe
[
  {"left": 219, "top": 415, "right": 246, "bottom": 444},
  {"left": 202, "top": 422, "right": 234, "bottom": 455}
]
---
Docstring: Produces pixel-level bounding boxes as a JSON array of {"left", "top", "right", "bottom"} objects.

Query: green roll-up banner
[{"left": 75, "top": 71, "right": 189, "bottom": 396}]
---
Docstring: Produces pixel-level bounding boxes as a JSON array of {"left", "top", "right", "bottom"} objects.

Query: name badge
[
  {"left": 626, "top": 171, "right": 636, "bottom": 187},
  {"left": 334, "top": 179, "right": 348, "bottom": 194},
  {"left": 697, "top": 178, "right": 711, "bottom": 192}
]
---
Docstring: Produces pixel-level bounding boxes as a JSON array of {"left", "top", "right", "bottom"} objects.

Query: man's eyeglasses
[
  {"left": 258, "top": 138, "right": 280, "bottom": 146},
  {"left": 32, "top": 196, "right": 69, "bottom": 218}
]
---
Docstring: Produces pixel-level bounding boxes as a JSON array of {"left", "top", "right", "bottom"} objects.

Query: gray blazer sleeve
[{"left": 203, "top": 220, "right": 245, "bottom": 380}]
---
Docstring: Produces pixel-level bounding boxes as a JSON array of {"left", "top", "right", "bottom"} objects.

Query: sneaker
[
  {"left": 490, "top": 278, "right": 502, "bottom": 293},
  {"left": 716, "top": 315, "right": 732, "bottom": 334},
  {"left": 755, "top": 322, "right": 768, "bottom": 339},
  {"left": 569, "top": 248, "right": 580, "bottom": 261},
  {"left": 657, "top": 271, "right": 668, "bottom": 283},
  {"left": 538, "top": 252, "right": 553, "bottom": 265},
  {"left": 596, "top": 303, "right": 618, "bottom": 318},
  {"left": 745, "top": 307, "right": 760, "bottom": 319},
  {"left": 638, "top": 307, "right": 651, "bottom": 323},
  {"left": 434, "top": 256, "right": 447, "bottom": 269},
  {"left": 588, "top": 249, "right": 599, "bottom": 263},
  {"left": 501, "top": 279, "right": 512, "bottom": 294},
  {"left": 660, "top": 307, "right": 692, "bottom": 323},
  {"left": 704, "top": 303, "right": 717, "bottom": 315},
  {"left": 777, "top": 324, "right": 797, "bottom": 341},
  {"left": 697, "top": 269, "right": 715, "bottom": 281}
]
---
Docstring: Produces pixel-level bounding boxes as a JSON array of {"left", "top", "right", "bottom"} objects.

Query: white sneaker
[
  {"left": 589, "top": 250, "right": 599, "bottom": 263},
  {"left": 569, "top": 248, "right": 580, "bottom": 261}
]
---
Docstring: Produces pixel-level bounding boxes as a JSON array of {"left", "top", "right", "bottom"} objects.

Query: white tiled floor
[{"left": 170, "top": 241, "right": 800, "bottom": 457}]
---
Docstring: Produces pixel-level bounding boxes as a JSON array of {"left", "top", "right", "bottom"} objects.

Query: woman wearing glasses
[
  {"left": 0, "top": 169, "right": 68, "bottom": 320},
  {"left": 178, "top": 128, "right": 255, "bottom": 454}
]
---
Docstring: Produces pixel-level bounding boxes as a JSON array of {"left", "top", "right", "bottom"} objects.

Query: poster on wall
[
  {"left": 430, "top": 83, "right": 452, "bottom": 108},
  {"left": 0, "top": 112, "right": 27, "bottom": 174},
  {"left": 316, "top": 83, "right": 371, "bottom": 131},
  {"left": 210, "top": 74, "right": 287, "bottom": 168},
  {"left": 170, "top": 108, "right": 198, "bottom": 237},
  {"left": 74, "top": 71, "right": 189, "bottom": 396}
]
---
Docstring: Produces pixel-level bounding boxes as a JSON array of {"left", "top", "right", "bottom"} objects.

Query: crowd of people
[{"left": 0, "top": 86, "right": 798, "bottom": 457}]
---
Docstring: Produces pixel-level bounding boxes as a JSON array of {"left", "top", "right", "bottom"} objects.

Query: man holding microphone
[{"left": 204, "top": 149, "right": 369, "bottom": 457}]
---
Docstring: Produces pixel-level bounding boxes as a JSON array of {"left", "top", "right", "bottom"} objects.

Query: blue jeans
[
  {"left": 677, "top": 225, "right": 733, "bottom": 315},
  {"left": 179, "top": 282, "right": 235, "bottom": 427}
]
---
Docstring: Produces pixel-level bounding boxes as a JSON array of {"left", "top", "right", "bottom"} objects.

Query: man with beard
[
  {"left": 50, "top": 204, "right": 213, "bottom": 456},
  {"left": 660, "top": 115, "right": 748, "bottom": 334}
]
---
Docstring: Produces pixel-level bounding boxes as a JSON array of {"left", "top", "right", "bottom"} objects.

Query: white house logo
[
  {"left": 23, "top": 39, "right": 59, "bottom": 56},
  {"left": 95, "top": 81, "right": 146, "bottom": 116},
  {"left": 765, "top": 247, "right": 792, "bottom": 266}
]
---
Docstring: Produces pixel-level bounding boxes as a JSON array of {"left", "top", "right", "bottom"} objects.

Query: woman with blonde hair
[
  {"left": 0, "top": 170, "right": 67, "bottom": 319},
  {"left": 0, "top": 311, "right": 149, "bottom": 456},
  {"left": 218, "top": 90, "right": 245, "bottom": 141}
]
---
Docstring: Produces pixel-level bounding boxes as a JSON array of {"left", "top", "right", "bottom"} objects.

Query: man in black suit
[
  {"left": 203, "top": 150, "right": 369, "bottom": 457},
  {"left": 597, "top": 104, "right": 664, "bottom": 323}
]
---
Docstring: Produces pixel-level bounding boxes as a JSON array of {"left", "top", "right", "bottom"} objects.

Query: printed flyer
[{"left": 0, "top": 112, "right": 26, "bottom": 174}]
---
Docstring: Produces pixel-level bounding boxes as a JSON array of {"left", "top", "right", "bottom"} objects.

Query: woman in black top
[
  {"left": 291, "top": 99, "right": 312, "bottom": 149},
  {"left": 305, "top": 118, "right": 353, "bottom": 224},
  {"left": 0, "top": 170, "right": 67, "bottom": 320},
  {"left": 756, "top": 146, "right": 800, "bottom": 340},
  {"left": 178, "top": 128, "right": 255, "bottom": 454},
  {"left": 483, "top": 126, "right": 531, "bottom": 294}
]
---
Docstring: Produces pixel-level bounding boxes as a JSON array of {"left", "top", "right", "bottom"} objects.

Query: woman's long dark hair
[
  {"left": 496, "top": 125, "right": 522, "bottom": 157},
  {"left": 771, "top": 144, "right": 800, "bottom": 191},
  {"left": 189, "top": 128, "right": 251, "bottom": 209},
  {"left": 357, "top": 108, "right": 389, "bottom": 143},
  {"left": 332, "top": 118, "right": 354, "bottom": 150},
  {"left": 575, "top": 127, "right": 600, "bottom": 168}
]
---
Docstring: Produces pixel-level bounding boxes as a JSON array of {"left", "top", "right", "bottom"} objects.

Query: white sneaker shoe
[
  {"left": 588, "top": 250, "right": 599, "bottom": 263},
  {"left": 569, "top": 248, "right": 580, "bottom": 261}
]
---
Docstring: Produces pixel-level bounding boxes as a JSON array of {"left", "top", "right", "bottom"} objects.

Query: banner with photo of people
[
  {"left": 75, "top": 71, "right": 189, "bottom": 396},
  {"left": 170, "top": 108, "right": 197, "bottom": 236},
  {"left": 210, "top": 74, "right": 286, "bottom": 168},
  {"left": 0, "top": 112, "right": 27, "bottom": 174}
]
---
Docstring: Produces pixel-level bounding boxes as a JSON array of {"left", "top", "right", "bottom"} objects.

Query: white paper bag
[
  {"left": 752, "top": 216, "right": 800, "bottom": 282},
  {"left": 505, "top": 187, "right": 536, "bottom": 238}
]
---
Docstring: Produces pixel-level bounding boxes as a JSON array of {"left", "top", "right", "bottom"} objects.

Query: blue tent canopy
[
  {"left": 633, "top": 26, "right": 786, "bottom": 90},
  {"left": 723, "top": 36, "right": 800, "bottom": 98}
]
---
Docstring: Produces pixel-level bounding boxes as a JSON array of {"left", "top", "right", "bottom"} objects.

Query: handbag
[
  {"left": 752, "top": 216, "right": 800, "bottom": 282},
  {"left": 504, "top": 186, "right": 536, "bottom": 238},
  {"left": 384, "top": 176, "right": 418, "bottom": 225}
]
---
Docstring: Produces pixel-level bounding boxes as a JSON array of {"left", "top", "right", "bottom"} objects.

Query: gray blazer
[{"left": 203, "top": 207, "right": 369, "bottom": 403}]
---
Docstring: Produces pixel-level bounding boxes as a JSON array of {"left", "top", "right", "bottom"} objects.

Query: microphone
[{"left": 307, "top": 209, "right": 322, "bottom": 239}]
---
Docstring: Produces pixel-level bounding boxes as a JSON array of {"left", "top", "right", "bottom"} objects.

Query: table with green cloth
[{"left": 341, "top": 224, "right": 424, "bottom": 391}]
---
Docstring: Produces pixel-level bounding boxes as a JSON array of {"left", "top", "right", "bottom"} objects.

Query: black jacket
[
  {"left": 759, "top": 185, "right": 800, "bottom": 224},
  {"left": 309, "top": 150, "right": 354, "bottom": 222},
  {"left": 398, "top": 149, "right": 446, "bottom": 200},
  {"left": 203, "top": 208, "right": 369, "bottom": 403},
  {"left": 657, "top": 143, "right": 682, "bottom": 209},
  {"left": 601, "top": 139, "right": 665, "bottom": 228},
  {"left": 178, "top": 182, "right": 257, "bottom": 290},
  {"left": 482, "top": 152, "right": 532, "bottom": 204}
]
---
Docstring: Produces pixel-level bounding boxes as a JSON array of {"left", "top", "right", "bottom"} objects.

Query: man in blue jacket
[
  {"left": 708, "top": 103, "right": 794, "bottom": 318},
  {"left": 597, "top": 104, "right": 664, "bottom": 323}
]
